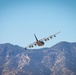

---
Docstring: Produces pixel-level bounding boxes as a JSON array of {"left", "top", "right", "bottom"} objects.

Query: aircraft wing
[
  {"left": 25, "top": 42, "right": 37, "bottom": 49},
  {"left": 40, "top": 31, "right": 60, "bottom": 42}
]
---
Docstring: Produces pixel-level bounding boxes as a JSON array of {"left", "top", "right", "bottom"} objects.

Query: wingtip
[{"left": 57, "top": 31, "right": 61, "bottom": 34}]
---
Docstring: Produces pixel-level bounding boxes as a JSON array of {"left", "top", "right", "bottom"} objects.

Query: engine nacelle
[
  {"left": 34, "top": 44, "right": 36, "bottom": 46},
  {"left": 45, "top": 39, "right": 47, "bottom": 41},
  {"left": 31, "top": 45, "right": 33, "bottom": 47},
  {"left": 50, "top": 37, "right": 52, "bottom": 38},
  {"left": 29, "top": 45, "right": 33, "bottom": 48},
  {"left": 54, "top": 35, "right": 56, "bottom": 37},
  {"left": 47, "top": 38, "right": 49, "bottom": 40}
]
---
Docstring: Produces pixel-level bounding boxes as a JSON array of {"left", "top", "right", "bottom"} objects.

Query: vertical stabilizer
[{"left": 34, "top": 34, "right": 38, "bottom": 41}]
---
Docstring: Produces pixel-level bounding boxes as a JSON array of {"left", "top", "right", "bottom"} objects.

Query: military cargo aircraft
[{"left": 25, "top": 32, "right": 60, "bottom": 49}]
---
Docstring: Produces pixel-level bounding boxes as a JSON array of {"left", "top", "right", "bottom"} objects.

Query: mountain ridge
[{"left": 0, "top": 41, "right": 76, "bottom": 75}]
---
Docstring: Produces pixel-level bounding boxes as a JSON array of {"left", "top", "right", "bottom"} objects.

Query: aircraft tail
[{"left": 34, "top": 34, "right": 38, "bottom": 41}]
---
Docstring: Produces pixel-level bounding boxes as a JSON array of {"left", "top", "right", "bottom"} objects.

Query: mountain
[{"left": 0, "top": 41, "right": 76, "bottom": 75}]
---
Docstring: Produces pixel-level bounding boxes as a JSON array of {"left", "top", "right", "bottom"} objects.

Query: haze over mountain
[{"left": 0, "top": 41, "right": 76, "bottom": 75}]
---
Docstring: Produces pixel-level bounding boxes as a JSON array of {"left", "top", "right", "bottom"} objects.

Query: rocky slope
[{"left": 0, "top": 41, "right": 76, "bottom": 75}]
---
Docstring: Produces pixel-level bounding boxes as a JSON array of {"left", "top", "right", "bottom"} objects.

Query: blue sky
[{"left": 0, "top": 0, "right": 76, "bottom": 48}]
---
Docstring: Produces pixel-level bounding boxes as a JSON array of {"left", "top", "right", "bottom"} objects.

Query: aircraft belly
[{"left": 36, "top": 41, "right": 44, "bottom": 46}]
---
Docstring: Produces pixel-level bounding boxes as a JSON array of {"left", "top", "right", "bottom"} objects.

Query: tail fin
[{"left": 34, "top": 34, "right": 38, "bottom": 41}]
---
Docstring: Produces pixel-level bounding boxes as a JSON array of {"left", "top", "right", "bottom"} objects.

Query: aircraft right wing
[{"left": 40, "top": 31, "right": 60, "bottom": 42}]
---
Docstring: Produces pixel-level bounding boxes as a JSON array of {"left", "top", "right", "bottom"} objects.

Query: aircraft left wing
[
  {"left": 25, "top": 42, "right": 37, "bottom": 49},
  {"left": 40, "top": 31, "right": 60, "bottom": 42}
]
